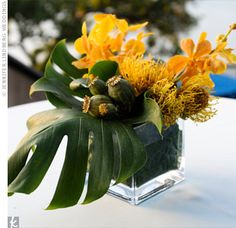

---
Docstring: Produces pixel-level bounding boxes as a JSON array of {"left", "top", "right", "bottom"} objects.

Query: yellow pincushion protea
[
  {"left": 149, "top": 79, "right": 184, "bottom": 127},
  {"left": 179, "top": 86, "right": 217, "bottom": 122},
  {"left": 119, "top": 56, "right": 163, "bottom": 96}
]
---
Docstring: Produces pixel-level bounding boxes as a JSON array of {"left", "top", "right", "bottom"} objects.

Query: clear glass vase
[{"left": 108, "top": 120, "right": 185, "bottom": 205}]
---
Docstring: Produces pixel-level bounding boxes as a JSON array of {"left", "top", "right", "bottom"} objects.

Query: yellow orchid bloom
[
  {"left": 167, "top": 32, "right": 212, "bottom": 75},
  {"left": 213, "top": 32, "right": 236, "bottom": 65},
  {"left": 167, "top": 26, "right": 236, "bottom": 84},
  {"left": 72, "top": 14, "right": 150, "bottom": 69}
]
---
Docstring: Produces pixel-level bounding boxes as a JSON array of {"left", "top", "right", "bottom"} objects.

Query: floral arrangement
[{"left": 8, "top": 14, "right": 236, "bottom": 209}]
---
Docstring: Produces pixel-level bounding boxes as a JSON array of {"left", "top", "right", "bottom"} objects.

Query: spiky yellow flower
[
  {"left": 120, "top": 56, "right": 173, "bottom": 96},
  {"left": 179, "top": 85, "right": 217, "bottom": 122},
  {"left": 149, "top": 79, "right": 184, "bottom": 127}
]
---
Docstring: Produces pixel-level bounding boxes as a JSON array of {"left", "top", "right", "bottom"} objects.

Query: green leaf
[
  {"left": 45, "top": 93, "right": 71, "bottom": 109},
  {"left": 30, "top": 42, "right": 118, "bottom": 109},
  {"left": 51, "top": 39, "right": 87, "bottom": 79},
  {"left": 124, "top": 97, "right": 163, "bottom": 134},
  {"left": 8, "top": 109, "right": 146, "bottom": 209},
  {"left": 30, "top": 61, "right": 91, "bottom": 109},
  {"left": 30, "top": 40, "right": 93, "bottom": 108},
  {"left": 89, "top": 60, "right": 118, "bottom": 81},
  {"left": 30, "top": 76, "right": 83, "bottom": 110}
]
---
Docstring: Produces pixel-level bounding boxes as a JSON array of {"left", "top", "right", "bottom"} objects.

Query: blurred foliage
[{"left": 9, "top": 0, "right": 196, "bottom": 72}]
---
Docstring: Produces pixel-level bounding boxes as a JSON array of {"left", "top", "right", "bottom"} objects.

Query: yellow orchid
[
  {"left": 200, "top": 25, "right": 236, "bottom": 73},
  {"left": 212, "top": 27, "right": 236, "bottom": 65},
  {"left": 167, "top": 24, "right": 236, "bottom": 83},
  {"left": 72, "top": 14, "right": 150, "bottom": 69},
  {"left": 167, "top": 32, "right": 212, "bottom": 76},
  {"left": 121, "top": 32, "right": 153, "bottom": 57}
]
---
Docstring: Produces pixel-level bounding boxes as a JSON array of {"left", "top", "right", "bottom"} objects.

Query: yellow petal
[
  {"left": 202, "top": 73, "right": 215, "bottom": 89},
  {"left": 215, "top": 41, "right": 227, "bottom": 52},
  {"left": 231, "top": 53, "right": 236, "bottom": 62},
  {"left": 124, "top": 39, "right": 145, "bottom": 55},
  {"left": 180, "top": 38, "right": 194, "bottom": 57},
  {"left": 89, "top": 24, "right": 99, "bottom": 41},
  {"left": 211, "top": 59, "right": 226, "bottom": 74},
  {"left": 72, "top": 58, "right": 90, "bottom": 69},
  {"left": 116, "top": 19, "right": 128, "bottom": 33},
  {"left": 137, "top": 32, "right": 153, "bottom": 40},
  {"left": 108, "top": 33, "right": 123, "bottom": 51},
  {"left": 82, "top": 22, "right": 87, "bottom": 35},
  {"left": 100, "top": 18, "right": 114, "bottom": 37},
  {"left": 198, "top": 32, "right": 207, "bottom": 43},
  {"left": 194, "top": 40, "right": 212, "bottom": 58},
  {"left": 215, "top": 34, "right": 225, "bottom": 43},
  {"left": 94, "top": 13, "right": 114, "bottom": 21},
  {"left": 128, "top": 22, "right": 148, "bottom": 31},
  {"left": 167, "top": 55, "right": 188, "bottom": 73},
  {"left": 90, "top": 45, "right": 103, "bottom": 60},
  {"left": 180, "top": 66, "right": 199, "bottom": 82},
  {"left": 74, "top": 37, "right": 86, "bottom": 54},
  {"left": 92, "top": 16, "right": 115, "bottom": 45},
  {"left": 219, "top": 49, "right": 236, "bottom": 63}
]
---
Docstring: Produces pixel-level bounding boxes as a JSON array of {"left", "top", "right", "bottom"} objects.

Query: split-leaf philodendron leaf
[
  {"left": 8, "top": 109, "right": 146, "bottom": 209},
  {"left": 124, "top": 97, "right": 163, "bottom": 134}
]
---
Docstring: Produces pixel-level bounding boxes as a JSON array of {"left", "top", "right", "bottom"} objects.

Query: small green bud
[
  {"left": 88, "top": 77, "right": 107, "bottom": 95},
  {"left": 83, "top": 95, "right": 113, "bottom": 117},
  {"left": 107, "top": 76, "right": 136, "bottom": 114},
  {"left": 98, "top": 103, "right": 119, "bottom": 119}
]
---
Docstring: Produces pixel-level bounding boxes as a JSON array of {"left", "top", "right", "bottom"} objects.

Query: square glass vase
[{"left": 108, "top": 120, "right": 184, "bottom": 205}]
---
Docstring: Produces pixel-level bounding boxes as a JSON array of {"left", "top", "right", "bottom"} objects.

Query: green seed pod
[
  {"left": 83, "top": 95, "right": 113, "bottom": 117},
  {"left": 88, "top": 77, "right": 107, "bottom": 95},
  {"left": 98, "top": 103, "right": 119, "bottom": 119},
  {"left": 107, "top": 76, "right": 136, "bottom": 114}
]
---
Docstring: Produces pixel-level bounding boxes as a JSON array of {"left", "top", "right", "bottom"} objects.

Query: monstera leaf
[
  {"left": 30, "top": 40, "right": 119, "bottom": 110},
  {"left": 8, "top": 109, "right": 146, "bottom": 209},
  {"left": 124, "top": 97, "right": 163, "bottom": 134}
]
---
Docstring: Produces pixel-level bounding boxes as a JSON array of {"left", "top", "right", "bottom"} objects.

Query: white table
[{"left": 8, "top": 98, "right": 236, "bottom": 228}]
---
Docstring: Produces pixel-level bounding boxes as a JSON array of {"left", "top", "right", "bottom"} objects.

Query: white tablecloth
[{"left": 8, "top": 98, "right": 236, "bottom": 228}]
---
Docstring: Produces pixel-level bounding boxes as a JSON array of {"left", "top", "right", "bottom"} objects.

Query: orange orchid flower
[
  {"left": 167, "top": 32, "right": 212, "bottom": 76},
  {"left": 168, "top": 24, "right": 236, "bottom": 81}
]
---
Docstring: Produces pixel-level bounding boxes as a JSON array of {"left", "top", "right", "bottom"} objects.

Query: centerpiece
[{"left": 8, "top": 14, "right": 236, "bottom": 209}]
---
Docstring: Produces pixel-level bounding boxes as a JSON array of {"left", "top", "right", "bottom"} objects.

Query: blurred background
[{"left": 8, "top": 0, "right": 236, "bottom": 106}]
